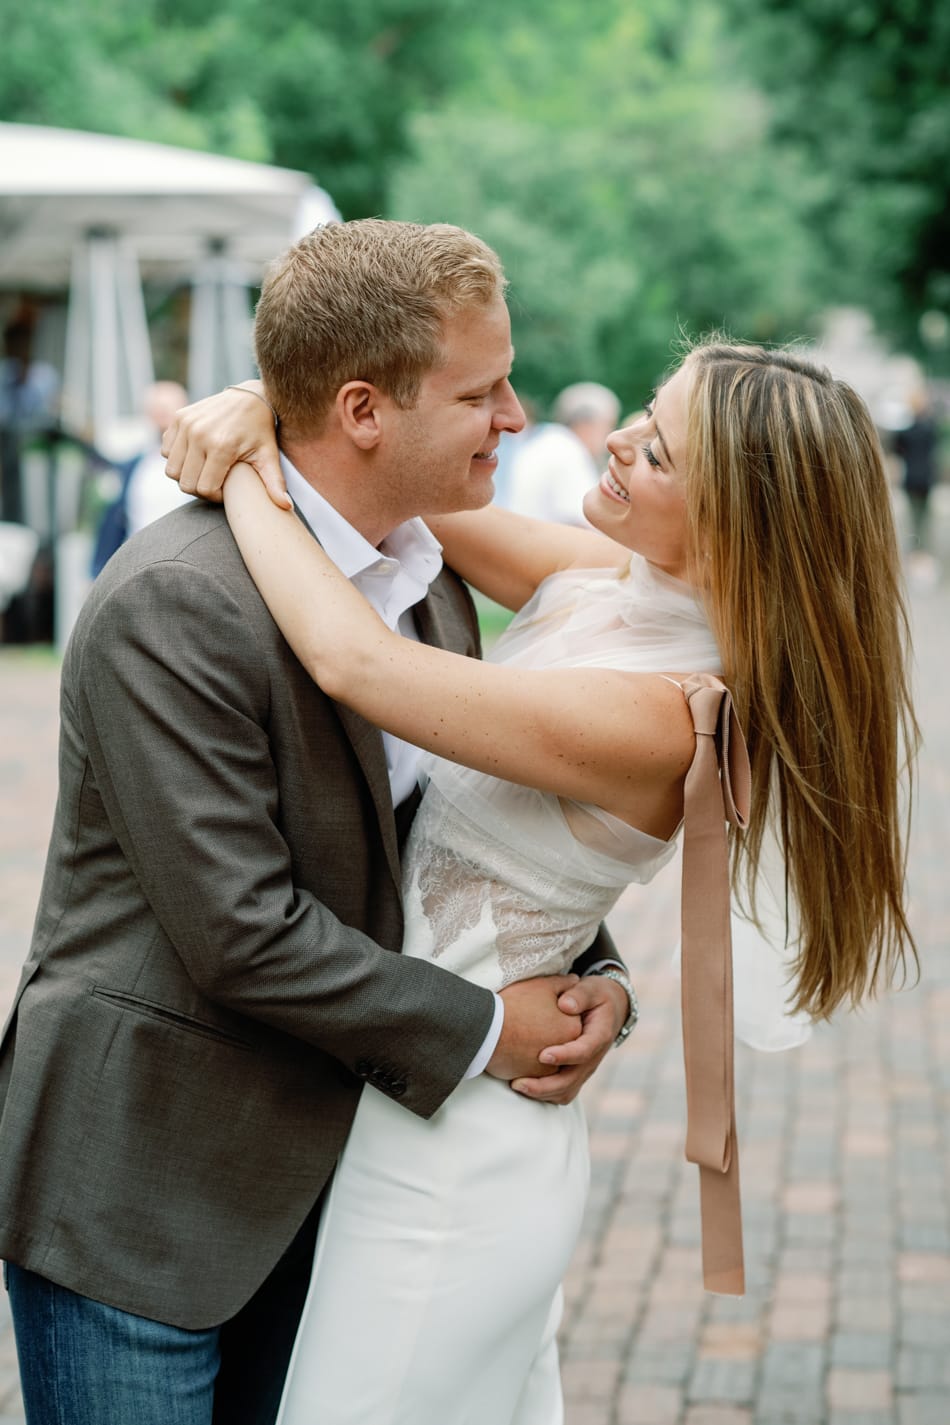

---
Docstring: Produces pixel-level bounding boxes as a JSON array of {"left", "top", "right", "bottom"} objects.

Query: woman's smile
[{"left": 602, "top": 462, "right": 631, "bottom": 504}]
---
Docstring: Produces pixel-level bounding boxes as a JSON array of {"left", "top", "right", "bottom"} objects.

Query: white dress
[{"left": 276, "top": 558, "right": 722, "bottom": 1425}]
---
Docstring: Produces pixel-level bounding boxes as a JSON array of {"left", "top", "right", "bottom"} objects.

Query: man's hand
[
  {"left": 161, "top": 382, "right": 290, "bottom": 509},
  {"left": 485, "top": 975, "right": 582, "bottom": 1084},
  {"left": 510, "top": 973, "right": 629, "bottom": 1105}
]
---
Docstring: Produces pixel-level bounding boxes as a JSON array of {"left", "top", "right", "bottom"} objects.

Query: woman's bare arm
[
  {"left": 425, "top": 506, "right": 631, "bottom": 612},
  {"left": 160, "top": 383, "right": 627, "bottom": 612},
  {"left": 225, "top": 465, "right": 694, "bottom": 837},
  {"left": 162, "top": 381, "right": 289, "bottom": 509}
]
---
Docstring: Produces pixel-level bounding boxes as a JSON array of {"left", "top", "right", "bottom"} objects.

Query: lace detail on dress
[
  {"left": 401, "top": 780, "right": 663, "bottom": 990},
  {"left": 408, "top": 799, "right": 596, "bottom": 984},
  {"left": 415, "top": 842, "right": 589, "bottom": 987},
  {"left": 415, "top": 842, "right": 486, "bottom": 959}
]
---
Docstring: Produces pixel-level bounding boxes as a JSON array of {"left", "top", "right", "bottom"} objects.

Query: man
[{"left": 0, "top": 221, "right": 633, "bottom": 1424}]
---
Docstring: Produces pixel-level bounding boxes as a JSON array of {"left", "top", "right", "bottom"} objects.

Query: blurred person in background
[
  {"left": 0, "top": 305, "right": 60, "bottom": 526},
  {"left": 126, "top": 382, "right": 193, "bottom": 536},
  {"left": 0, "top": 305, "right": 61, "bottom": 642},
  {"left": 91, "top": 381, "right": 191, "bottom": 577},
  {"left": 502, "top": 380, "right": 620, "bottom": 525},
  {"left": 896, "top": 387, "right": 941, "bottom": 585},
  {"left": 490, "top": 393, "right": 538, "bottom": 509}
]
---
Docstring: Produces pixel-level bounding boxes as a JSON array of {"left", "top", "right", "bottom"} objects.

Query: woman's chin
[
  {"left": 583, "top": 489, "right": 633, "bottom": 547},
  {"left": 581, "top": 485, "right": 608, "bottom": 528}
]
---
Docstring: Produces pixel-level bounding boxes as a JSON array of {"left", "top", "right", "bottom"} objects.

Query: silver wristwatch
[{"left": 593, "top": 967, "right": 639, "bottom": 1047}]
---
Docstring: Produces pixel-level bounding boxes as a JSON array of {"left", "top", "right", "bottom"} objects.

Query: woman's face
[{"left": 583, "top": 362, "right": 692, "bottom": 581}]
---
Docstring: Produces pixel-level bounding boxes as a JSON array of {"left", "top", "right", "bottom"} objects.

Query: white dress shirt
[{"left": 281, "top": 456, "right": 504, "bottom": 1075}]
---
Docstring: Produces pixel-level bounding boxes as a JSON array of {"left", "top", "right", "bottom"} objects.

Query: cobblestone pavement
[{"left": 1, "top": 576, "right": 948, "bottom": 1424}]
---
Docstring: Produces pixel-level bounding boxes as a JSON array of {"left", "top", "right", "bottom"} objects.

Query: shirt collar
[{"left": 280, "top": 453, "right": 443, "bottom": 586}]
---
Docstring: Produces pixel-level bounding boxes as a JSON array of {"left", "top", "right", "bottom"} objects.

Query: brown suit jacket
[{"left": 0, "top": 501, "right": 504, "bottom": 1329}]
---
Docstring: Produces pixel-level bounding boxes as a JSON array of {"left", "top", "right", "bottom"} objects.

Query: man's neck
[{"left": 282, "top": 437, "right": 397, "bottom": 547}]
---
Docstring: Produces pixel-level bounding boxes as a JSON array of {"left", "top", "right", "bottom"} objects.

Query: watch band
[{"left": 593, "top": 966, "right": 639, "bottom": 1046}]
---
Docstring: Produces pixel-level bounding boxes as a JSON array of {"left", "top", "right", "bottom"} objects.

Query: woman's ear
[{"left": 337, "top": 381, "right": 383, "bottom": 449}]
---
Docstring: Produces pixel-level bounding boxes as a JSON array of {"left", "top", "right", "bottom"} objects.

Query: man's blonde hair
[
  {"left": 682, "top": 340, "right": 919, "bottom": 1021},
  {"left": 254, "top": 219, "right": 507, "bottom": 439}
]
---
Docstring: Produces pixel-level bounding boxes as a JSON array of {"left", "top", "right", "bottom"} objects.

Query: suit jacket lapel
[
  {"left": 414, "top": 576, "right": 469, "bottom": 652},
  {"left": 296, "top": 509, "right": 401, "bottom": 895},
  {"left": 334, "top": 703, "right": 402, "bottom": 899},
  {"left": 334, "top": 570, "right": 476, "bottom": 902}
]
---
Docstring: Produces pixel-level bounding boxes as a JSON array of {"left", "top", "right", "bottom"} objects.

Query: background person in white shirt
[
  {"left": 503, "top": 379, "right": 620, "bottom": 525},
  {"left": 91, "top": 382, "right": 192, "bottom": 579},
  {"left": 125, "top": 382, "right": 193, "bottom": 536}
]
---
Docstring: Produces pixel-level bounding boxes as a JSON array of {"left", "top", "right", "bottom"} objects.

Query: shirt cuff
[
  {"left": 463, "top": 993, "right": 505, "bottom": 1079},
  {"left": 584, "top": 959, "right": 625, "bottom": 975}
]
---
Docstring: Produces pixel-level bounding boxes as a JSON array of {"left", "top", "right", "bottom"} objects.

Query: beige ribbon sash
[{"left": 680, "top": 674, "right": 751, "bottom": 1296}]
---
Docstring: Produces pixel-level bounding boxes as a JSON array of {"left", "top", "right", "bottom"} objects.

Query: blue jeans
[
  {"left": 6, "top": 1263, "right": 219, "bottom": 1425},
  {"left": 5, "top": 1204, "right": 320, "bottom": 1425}
]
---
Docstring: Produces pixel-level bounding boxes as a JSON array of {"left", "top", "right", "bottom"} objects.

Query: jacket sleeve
[
  {"left": 75, "top": 558, "right": 495, "bottom": 1119},
  {"left": 570, "top": 922, "right": 625, "bottom": 977}
]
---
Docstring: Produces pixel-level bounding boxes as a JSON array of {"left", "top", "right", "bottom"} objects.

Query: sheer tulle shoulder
[{"left": 491, "top": 557, "right": 722, "bottom": 678}]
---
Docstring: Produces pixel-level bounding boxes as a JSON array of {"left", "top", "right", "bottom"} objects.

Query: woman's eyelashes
[{"left": 640, "top": 400, "right": 661, "bottom": 467}]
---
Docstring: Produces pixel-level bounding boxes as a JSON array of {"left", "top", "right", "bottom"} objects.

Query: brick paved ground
[{"left": 1, "top": 575, "right": 948, "bottom": 1424}]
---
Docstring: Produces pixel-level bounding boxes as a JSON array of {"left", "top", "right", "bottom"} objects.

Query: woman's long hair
[{"left": 684, "top": 341, "right": 919, "bottom": 1019}]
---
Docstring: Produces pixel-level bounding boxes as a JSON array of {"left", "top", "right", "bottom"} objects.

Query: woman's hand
[
  {"left": 509, "top": 973, "right": 630, "bottom": 1104},
  {"left": 161, "top": 382, "right": 290, "bottom": 509}
]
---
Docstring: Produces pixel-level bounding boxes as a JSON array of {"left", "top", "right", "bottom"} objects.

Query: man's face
[{"left": 381, "top": 296, "right": 525, "bottom": 521}]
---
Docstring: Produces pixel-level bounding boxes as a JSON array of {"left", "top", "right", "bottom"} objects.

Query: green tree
[
  {"left": 1, "top": 0, "right": 839, "bottom": 396},
  {"left": 0, "top": 0, "right": 540, "bottom": 216},
  {"left": 720, "top": 0, "right": 950, "bottom": 358},
  {"left": 393, "top": 1, "right": 825, "bottom": 406}
]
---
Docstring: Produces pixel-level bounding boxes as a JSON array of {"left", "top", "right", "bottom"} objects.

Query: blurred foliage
[
  {"left": 0, "top": 0, "right": 528, "bottom": 216},
  {"left": 2, "top": 0, "right": 947, "bottom": 394},
  {"left": 720, "top": 0, "right": 950, "bottom": 363},
  {"left": 392, "top": 1, "right": 825, "bottom": 405}
]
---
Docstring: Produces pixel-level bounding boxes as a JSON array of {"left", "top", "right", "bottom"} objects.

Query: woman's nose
[{"left": 607, "top": 426, "right": 634, "bottom": 460}]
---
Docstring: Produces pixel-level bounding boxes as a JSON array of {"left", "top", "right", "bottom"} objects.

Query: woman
[{"left": 169, "top": 341, "right": 917, "bottom": 1424}]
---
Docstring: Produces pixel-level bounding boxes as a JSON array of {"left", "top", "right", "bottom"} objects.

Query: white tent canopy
[
  {"left": 0, "top": 123, "right": 339, "bottom": 447},
  {"left": 0, "top": 123, "right": 338, "bottom": 283}
]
